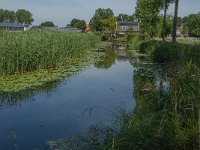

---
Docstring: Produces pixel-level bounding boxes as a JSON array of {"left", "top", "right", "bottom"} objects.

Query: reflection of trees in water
[
  {"left": 0, "top": 80, "right": 62, "bottom": 106},
  {"left": 94, "top": 46, "right": 135, "bottom": 69},
  {"left": 94, "top": 49, "right": 117, "bottom": 69}
]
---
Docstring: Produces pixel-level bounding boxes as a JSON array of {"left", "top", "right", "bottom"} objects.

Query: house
[
  {"left": 85, "top": 24, "right": 90, "bottom": 32},
  {"left": 0, "top": 20, "right": 25, "bottom": 31},
  {"left": 116, "top": 21, "right": 140, "bottom": 33}
]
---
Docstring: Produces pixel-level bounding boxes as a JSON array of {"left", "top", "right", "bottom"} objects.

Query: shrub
[
  {"left": 127, "top": 33, "right": 146, "bottom": 50},
  {"left": 101, "top": 34, "right": 110, "bottom": 41},
  {"left": 139, "top": 41, "right": 200, "bottom": 64}
]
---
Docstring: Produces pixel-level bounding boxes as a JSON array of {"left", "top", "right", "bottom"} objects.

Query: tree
[
  {"left": 182, "top": 12, "right": 200, "bottom": 37},
  {"left": 100, "top": 16, "right": 117, "bottom": 32},
  {"left": 16, "top": 9, "right": 34, "bottom": 25},
  {"left": 40, "top": 21, "right": 55, "bottom": 27},
  {"left": 135, "top": 0, "right": 162, "bottom": 38},
  {"left": 160, "top": 0, "right": 174, "bottom": 41},
  {"left": 75, "top": 20, "right": 86, "bottom": 31},
  {"left": 70, "top": 19, "right": 80, "bottom": 27},
  {"left": 69, "top": 19, "right": 86, "bottom": 31},
  {"left": 117, "top": 13, "right": 136, "bottom": 22},
  {"left": 90, "top": 8, "right": 114, "bottom": 31},
  {"left": 172, "top": 0, "right": 179, "bottom": 42},
  {"left": 0, "top": 9, "right": 15, "bottom": 22}
]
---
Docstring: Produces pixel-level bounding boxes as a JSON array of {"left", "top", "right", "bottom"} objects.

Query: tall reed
[{"left": 0, "top": 31, "right": 99, "bottom": 75}]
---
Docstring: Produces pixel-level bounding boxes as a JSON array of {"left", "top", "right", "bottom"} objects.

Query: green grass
[
  {"left": 0, "top": 30, "right": 99, "bottom": 75},
  {"left": 0, "top": 31, "right": 100, "bottom": 92},
  {"left": 105, "top": 41, "right": 200, "bottom": 150},
  {"left": 139, "top": 40, "right": 200, "bottom": 65}
]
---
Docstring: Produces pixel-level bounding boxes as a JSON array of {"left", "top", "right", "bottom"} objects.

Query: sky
[{"left": 0, "top": 0, "right": 200, "bottom": 26}]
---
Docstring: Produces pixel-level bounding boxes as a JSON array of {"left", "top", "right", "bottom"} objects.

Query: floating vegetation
[{"left": 0, "top": 31, "right": 100, "bottom": 93}]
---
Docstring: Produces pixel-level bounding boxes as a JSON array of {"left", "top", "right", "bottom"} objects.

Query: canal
[{"left": 0, "top": 47, "right": 136, "bottom": 150}]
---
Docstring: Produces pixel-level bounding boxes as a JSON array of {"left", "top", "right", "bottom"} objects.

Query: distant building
[
  {"left": 38, "top": 26, "right": 82, "bottom": 32},
  {"left": 41, "top": 26, "right": 58, "bottom": 31},
  {"left": 85, "top": 24, "right": 90, "bottom": 32},
  {"left": 57, "top": 27, "right": 82, "bottom": 32},
  {"left": 116, "top": 21, "right": 140, "bottom": 33},
  {"left": 0, "top": 20, "right": 26, "bottom": 31}
]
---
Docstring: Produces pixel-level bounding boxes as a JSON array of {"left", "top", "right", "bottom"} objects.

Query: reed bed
[
  {"left": 0, "top": 30, "right": 99, "bottom": 75},
  {"left": 105, "top": 41, "right": 200, "bottom": 149}
]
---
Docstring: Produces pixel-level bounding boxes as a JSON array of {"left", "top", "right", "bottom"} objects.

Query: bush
[
  {"left": 139, "top": 41, "right": 200, "bottom": 64},
  {"left": 101, "top": 34, "right": 110, "bottom": 41},
  {"left": 127, "top": 33, "right": 146, "bottom": 50}
]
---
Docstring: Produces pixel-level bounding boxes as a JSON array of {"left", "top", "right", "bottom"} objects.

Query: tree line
[
  {"left": 0, "top": 9, "right": 33, "bottom": 25},
  {"left": 1, "top": 4, "right": 199, "bottom": 38},
  {"left": 135, "top": 0, "right": 200, "bottom": 41}
]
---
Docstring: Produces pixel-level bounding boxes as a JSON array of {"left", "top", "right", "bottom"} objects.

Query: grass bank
[
  {"left": 139, "top": 40, "right": 200, "bottom": 64},
  {"left": 46, "top": 40, "right": 200, "bottom": 150},
  {"left": 0, "top": 31, "right": 100, "bottom": 92},
  {"left": 106, "top": 41, "right": 200, "bottom": 149}
]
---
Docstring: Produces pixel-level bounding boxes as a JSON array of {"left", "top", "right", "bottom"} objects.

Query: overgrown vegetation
[
  {"left": 127, "top": 33, "right": 146, "bottom": 50},
  {"left": 45, "top": 40, "right": 200, "bottom": 150},
  {"left": 106, "top": 41, "right": 200, "bottom": 149},
  {"left": 139, "top": 40, "right": 200, "bottom": 64},
  {"left": 0, "top": 31, "right": 99, "bottom": 75},
  {"left": 0, "top": 31, "right": 99, "bottom": 92}
]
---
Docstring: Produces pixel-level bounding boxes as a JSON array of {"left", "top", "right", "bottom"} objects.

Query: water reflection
[
  {"left": 94, "top": 49, "right": 116, "bottom": 69},
  {"left": 94, "top": 46, "right": 133, "bottom": 69},
  {"left": 0, "top": 80, "right": 62, "bottom": 107},
  {"left": 0, "top": 46, "right": 135, "bottom": 150}
]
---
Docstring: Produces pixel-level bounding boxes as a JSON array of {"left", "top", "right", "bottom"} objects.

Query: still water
[{"left": 0, "top": 48, "right": 136, "bottom": 150}]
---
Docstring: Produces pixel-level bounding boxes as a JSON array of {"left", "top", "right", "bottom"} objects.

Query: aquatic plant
[
  {"left": 139, "top": 40, "right": 200, "bottom": 65},
  {"left": 0, "top": 30, "right": 99, "bottom": 75},
  {"left": 105, "top": 41, "right": 200, "bottom": 149}
]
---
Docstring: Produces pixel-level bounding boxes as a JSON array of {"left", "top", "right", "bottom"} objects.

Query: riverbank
[
  {"left": 44, "top": 40, "right": 200, "bottom": 150},
  {"left": 106, "top": 40, "right": 200, "bottom": 149},
  {"left": 0, "top": 31, "right": 103, "bottom": 93},
  {"left": 0, "top": 44, "right": 135, "bottom": 150}
]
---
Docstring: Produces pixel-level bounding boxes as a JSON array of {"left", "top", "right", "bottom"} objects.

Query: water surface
[{"left": 0, "top": 49, "right": 136, "bottom": 150}]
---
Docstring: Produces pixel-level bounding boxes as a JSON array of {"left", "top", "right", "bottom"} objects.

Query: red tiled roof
[{"left": 85, "top": 24, "right": 90, "bottom": 32}]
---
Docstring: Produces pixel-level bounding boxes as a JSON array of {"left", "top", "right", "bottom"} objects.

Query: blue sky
[{"left": 1, "top": 0, "right": 200, "bottom": 26}]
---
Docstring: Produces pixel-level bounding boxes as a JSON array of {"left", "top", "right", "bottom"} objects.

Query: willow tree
[{"left": 135, "top": 0, "right": 162, "bottom": 38}]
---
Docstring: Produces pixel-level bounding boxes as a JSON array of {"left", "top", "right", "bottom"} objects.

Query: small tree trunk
[
  {"left": 162, "top": 0, "right": 168, "bottom": 41},
  {"left": 172, "top": 0, "right": 179, "bottom": 43}
]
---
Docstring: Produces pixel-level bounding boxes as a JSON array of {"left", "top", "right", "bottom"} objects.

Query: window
[{"left": 121, "top": 26, "right": 126, "bottom": 30}]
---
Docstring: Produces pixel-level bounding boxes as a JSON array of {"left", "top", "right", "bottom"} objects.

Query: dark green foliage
[
  {"left": 90, "top": 8, "right": 114, "bottom": 31},
  {"left": 182, "top": 12, "right": 200, "bottom": 37},
  {"left": 107, "top": 40, "right": 200, "bottom": 149},
  {"left": 70, "top": 18, "right": 86, "bottom": 31},
  {"left": 139, "top": 41, "right": 200, "bottom": 64},
  {"left": 0, "top": 9, "right": 33, "bottom": 24},
  {"left": 101, "top": 34, "right": 110, "bottom": 41},
  {"left": 15, "top": 9, "right": 34, "bottom": 25},
  {"left": 109, "top": 63, "right": 200, "bottom": 150},
  {"left": 40, "top": 21, "right": 55, "bottom": 27},
  {"left": 117, "top": 13, "right": 136, "bottom": 22},
  {"left": 127, "top": 33, "right": 146, "bottom": 50},
  {"left": 0, "top": 9, "right": 15, "bottom": 22},
  {"left": 135, "top": 0, "right": 162, "bottom": 38}
]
